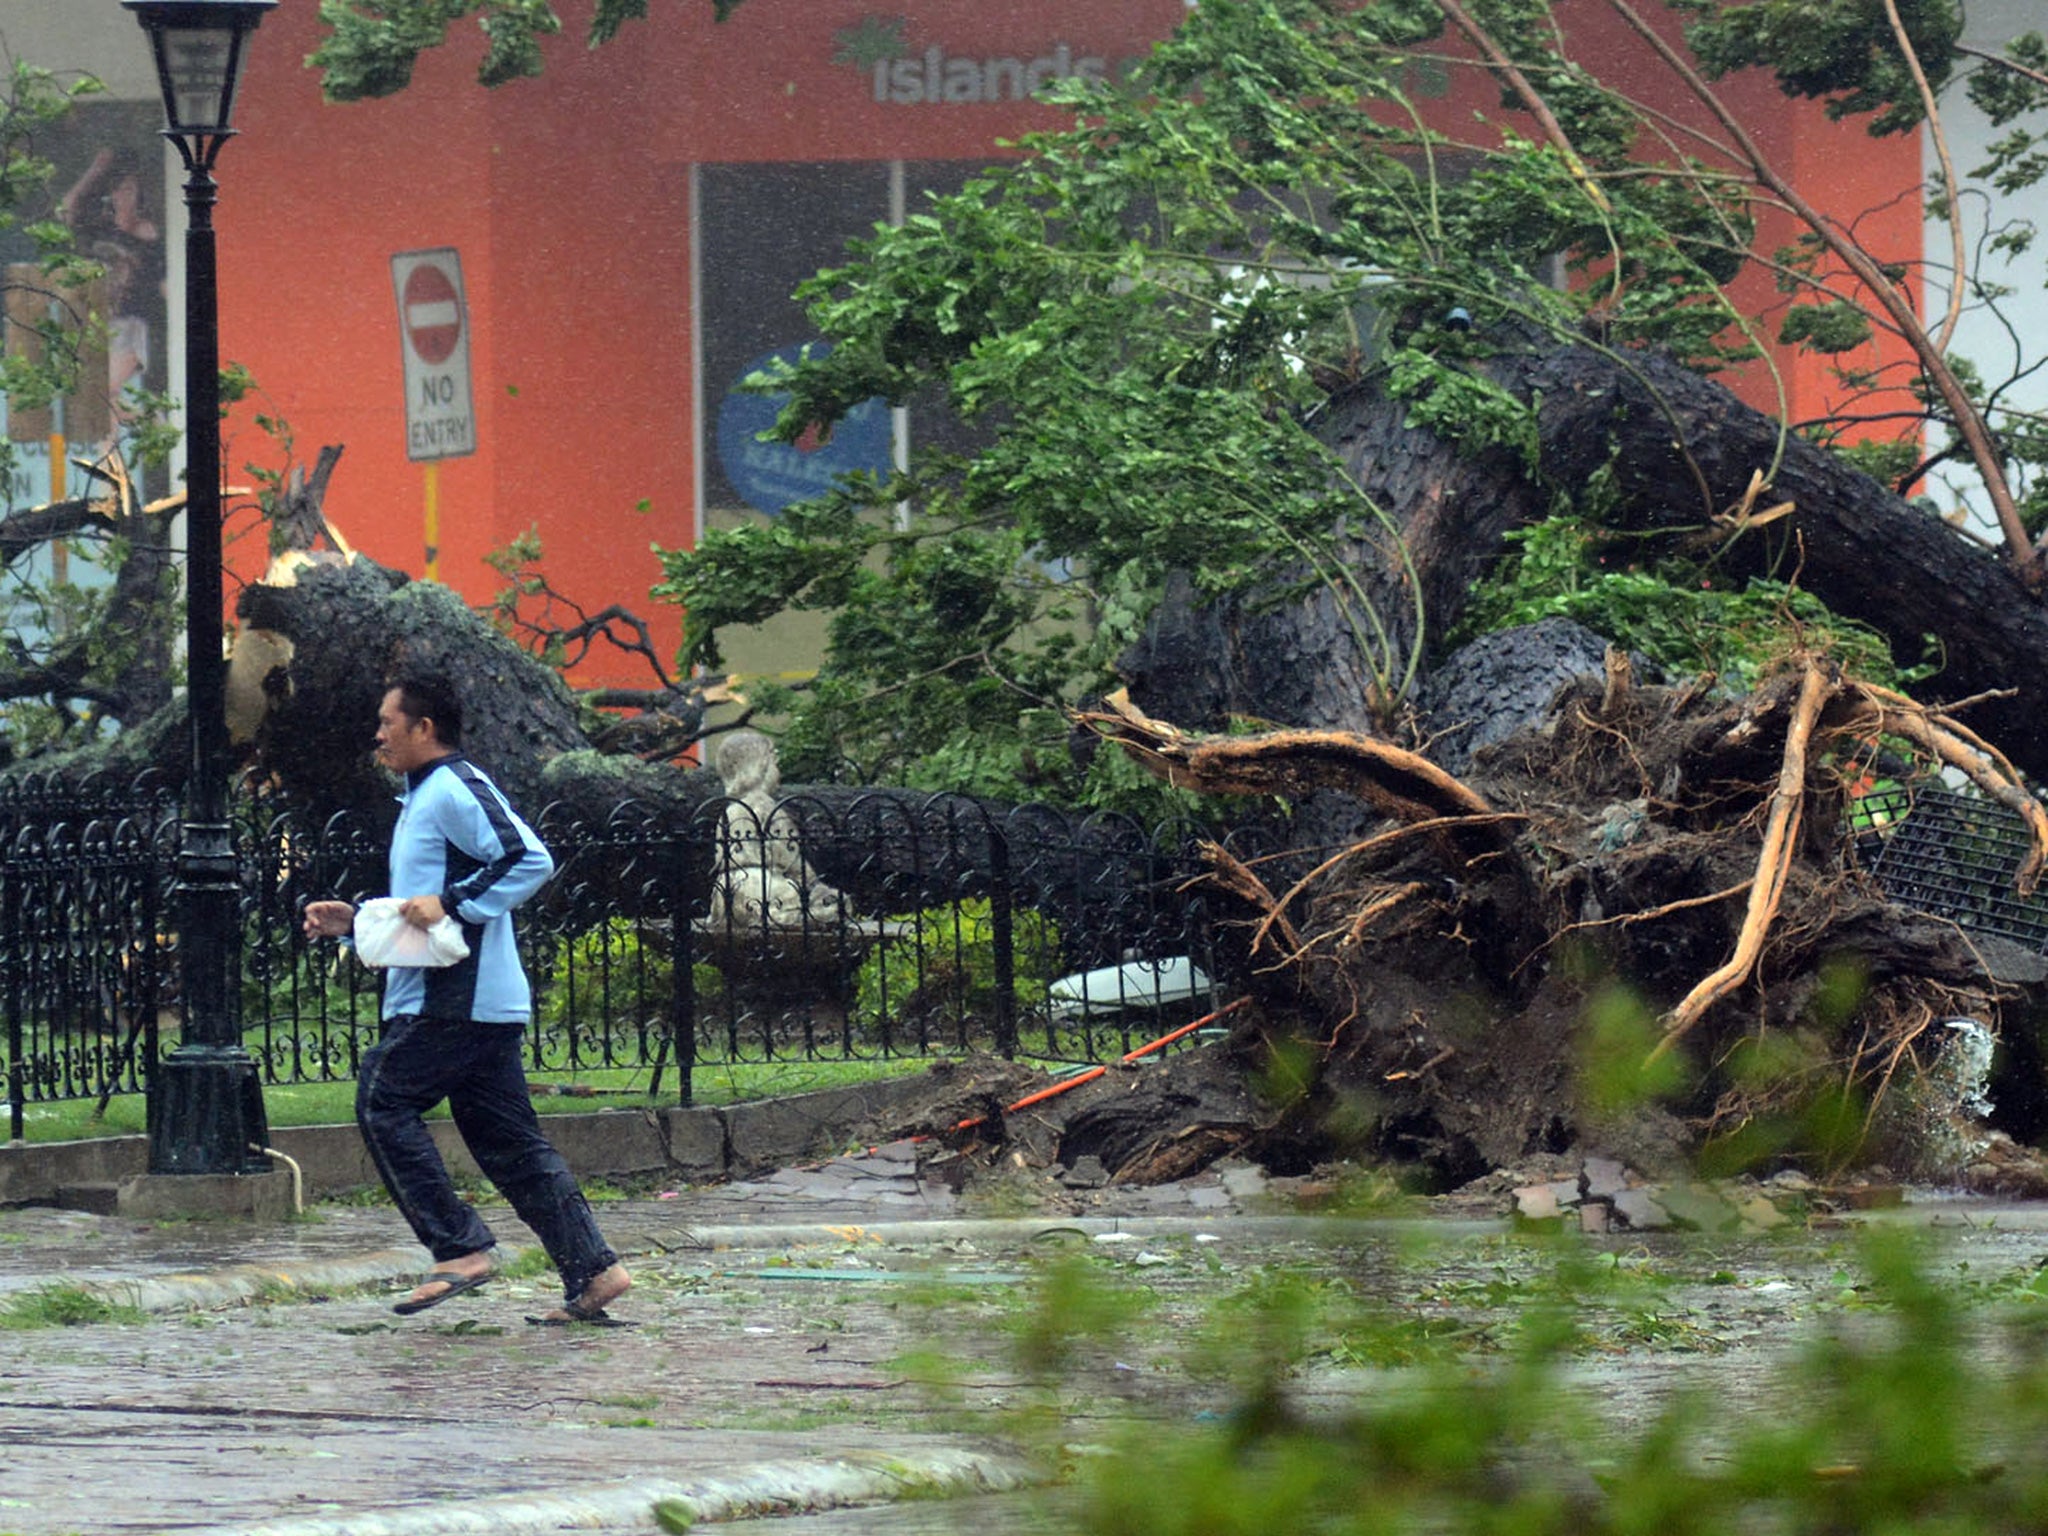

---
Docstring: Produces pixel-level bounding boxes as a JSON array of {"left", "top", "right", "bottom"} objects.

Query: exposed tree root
[
  {"left": 1654, "top": 659, "right": 1833, "bottom": 1056},
  {"left": 1078, "top": 689, "right": 1510, "bottom": 859},
  {"left": 1113, "top": 1124, "right": 1253, "bottom": 1184},
  {"left": 1199, "top": 843, "right": 1302, "bottom": 959},
  {"left": 1532, "top": 878, "right": 1754, "bottom": 978},
  {"left": 1651, "top": 658, "right": 2048, "bottom": 1061},
  {"left": 1065, "top": 652, "right": 2048, "bottom": 1183},
  {"left": 1260, "top": 818, "right": 1517, "bottom": 957},
  {"left": 1337, "top": 881, "right": 1438, "bottom": 953}
]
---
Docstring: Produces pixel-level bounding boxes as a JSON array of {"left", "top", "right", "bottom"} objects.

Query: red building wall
[
  {"left": 1557, "top": 1, "right": 1927, "bottom": 435},
  {"left": 216, "top": 2, "right": 1922, "bottom": 688},
  {"left": 220, "top": 1, "right": 1185, "bottom": 687}
]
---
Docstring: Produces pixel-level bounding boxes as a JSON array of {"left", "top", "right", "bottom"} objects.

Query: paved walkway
[
  {"left": 0, "top": 1146, "right": 1263, "bottom": 1536},
  {"left": 20, "top": 1144, "right": 2027, "bottom": 1536}
]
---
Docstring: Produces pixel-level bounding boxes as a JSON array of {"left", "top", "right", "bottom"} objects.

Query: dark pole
[{"left": 127, "top": 0, "right": 275, "bottom": 1175}]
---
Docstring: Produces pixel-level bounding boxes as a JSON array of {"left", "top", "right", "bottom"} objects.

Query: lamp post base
[
  {"left": 116, "top": 1166, "right": 297, "bottom": 1222},
  {"left": 146, "top": 1048, "right": 273, "bottom": 1176}
]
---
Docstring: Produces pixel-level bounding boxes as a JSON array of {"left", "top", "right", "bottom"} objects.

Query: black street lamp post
[{"left": 125, "top": 0, "right": 276, "bottom": 1176}]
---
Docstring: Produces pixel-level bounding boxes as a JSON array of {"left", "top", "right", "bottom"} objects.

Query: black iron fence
[
  {"left": 2, "top": 774, "right": 1230, "bottom": 1137},
  {"left": 1864, "top": 782, "right": 2048, "bottom": 950}
]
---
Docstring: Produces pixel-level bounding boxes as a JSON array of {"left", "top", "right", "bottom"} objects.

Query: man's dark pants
[{"left": 357, "top": 1014, "right": 618, "bottom": 1302}]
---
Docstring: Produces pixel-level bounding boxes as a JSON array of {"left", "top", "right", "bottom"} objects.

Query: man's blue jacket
[{"left": 381, "top": 753, "right": 554, "bottom": 1024}]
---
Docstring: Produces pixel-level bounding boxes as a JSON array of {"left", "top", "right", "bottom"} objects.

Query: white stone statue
[{"left": 708, "top": 730, "right": 844, "bottom": 928}]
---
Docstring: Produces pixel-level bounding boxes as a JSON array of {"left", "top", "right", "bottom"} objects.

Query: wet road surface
[{"left": 6, "top": 1168, "right": 2048, "bottom": 1534}]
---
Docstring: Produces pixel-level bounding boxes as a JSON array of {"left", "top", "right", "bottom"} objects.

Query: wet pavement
[
  {"left": 0, "top": 1148, "right": 1273, "bottom": 1536},
  {"left": 9, "top": 1151, "right": 2048, "bottom": 1536}
]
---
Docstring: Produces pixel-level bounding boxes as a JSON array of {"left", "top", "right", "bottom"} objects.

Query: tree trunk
[
  {"left": 1124, "top": 332, "right": 2048, "bottom": 782},
  {"left": 235, "top": 559, "right": 591, "bottom": 826}
]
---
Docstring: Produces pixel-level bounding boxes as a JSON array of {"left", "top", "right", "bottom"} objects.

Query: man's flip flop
[{"left": 392, "top": 1270, "right": 494, "bottom": 1316}]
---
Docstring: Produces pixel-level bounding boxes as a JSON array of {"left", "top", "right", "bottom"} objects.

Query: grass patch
[
  {"left": 0, "top": 1285, "right": 148, "bottom": 1330},
  {"left": 5, "top": 1056, "right": 944, "bottom": 1144}
]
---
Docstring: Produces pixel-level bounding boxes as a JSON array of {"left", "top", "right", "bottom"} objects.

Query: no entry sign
[
  {"left": 403, "top": 263, "right": 462, "bottom": 364},
  {"left": 391, "top": 248, "right": 475, "bottom": 461}
]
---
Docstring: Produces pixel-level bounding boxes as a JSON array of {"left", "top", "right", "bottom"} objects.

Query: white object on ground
[{"left": 1047, "top": 955, "right": 1210, "bottom": 1019}]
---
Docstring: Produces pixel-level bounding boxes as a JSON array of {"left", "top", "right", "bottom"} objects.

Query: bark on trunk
[{"left": 1124, "top": 333, "right": 2048, "bottom": 782}]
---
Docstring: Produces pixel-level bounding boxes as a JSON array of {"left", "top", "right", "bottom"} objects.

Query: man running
[{"left": 302, "top": 670, "right": 631, "bottom": 1325}]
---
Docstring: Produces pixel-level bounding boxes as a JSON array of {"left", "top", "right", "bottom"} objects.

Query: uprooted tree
[{"left": 167, "top": 338, "right": 2048, "bottom": 1187}]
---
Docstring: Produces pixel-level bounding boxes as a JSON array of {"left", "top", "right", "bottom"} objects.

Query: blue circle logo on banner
[{"left": 716, "top": 344, "right": 893, "bottom": 515}]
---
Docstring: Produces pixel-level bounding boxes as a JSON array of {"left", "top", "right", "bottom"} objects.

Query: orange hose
[
  {"left": 1001, "top": 1067, "right": 1106, "bottom": 1115},
  {"left": 1117, "top": 994, "right": 1246, "bottom": 1062}
]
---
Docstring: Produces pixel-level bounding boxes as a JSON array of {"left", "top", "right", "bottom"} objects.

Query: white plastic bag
[{"left": 352, "top": 897, "right": 470, "bottom": 969}]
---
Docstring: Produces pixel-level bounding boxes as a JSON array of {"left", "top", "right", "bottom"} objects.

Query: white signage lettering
[
  {"left": 833, "top": 18, "right": 1131, "bottom": 107},
  {"left": 872, "top": 43, "right": 1110, "bottom": 105}
]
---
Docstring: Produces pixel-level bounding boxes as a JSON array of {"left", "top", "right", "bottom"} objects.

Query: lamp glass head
[{"left": 123, "top": 1, "right": 275, "bottom": 136}]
